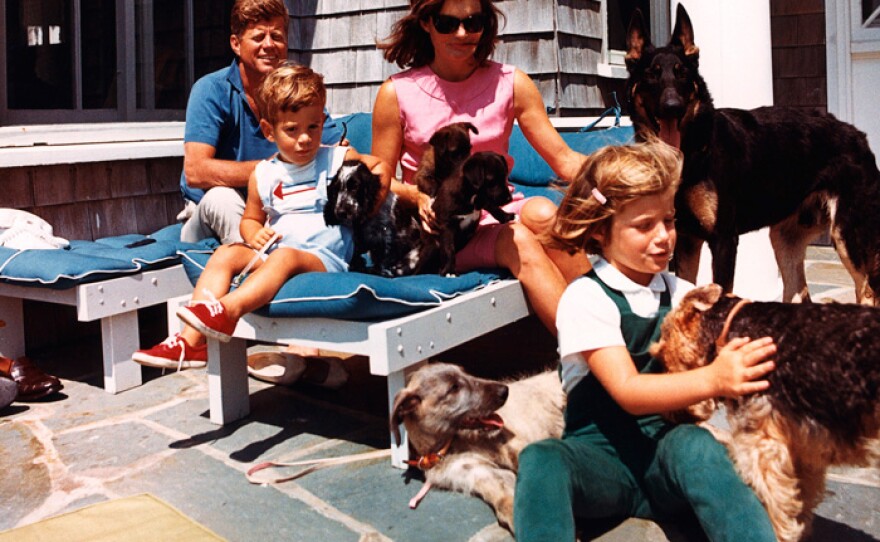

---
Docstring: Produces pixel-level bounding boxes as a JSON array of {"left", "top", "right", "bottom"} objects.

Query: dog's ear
[
  {"left": 625, "top": 8, "right": 652, "bottom": 64},
  {"left": 428, "top": 129, "right": 444, "bottom": 148},
  {"left": 465, "top": 123, "right": 478, "bottom": 136},
  {"left": 685, "top": 284, "right": 723, "bottom": 312},
  {"left": 358, "top": 164, "right": 382, "bottom": 214},
  {"left": 461, "top": 156, "right": 484, "bottom": 193},
  {"left": 389, "top": 390, "right": 421, "bottom": 446},
  {"left": 323, "top": 172, "right": 341, "bottom": 226},
  {"left": 671, "top": 3, "right": 699, "bottom": 59}
]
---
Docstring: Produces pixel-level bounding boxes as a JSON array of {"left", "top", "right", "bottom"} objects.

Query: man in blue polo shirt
[
  {"left": 179, "top": 0, "right": 343, "bottom": 243},
  {"left": 137, "top": 0, "right": 350, "bottom": 386}
]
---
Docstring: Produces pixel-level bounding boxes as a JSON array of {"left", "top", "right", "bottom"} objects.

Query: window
[
  {"left": 599, "top": 0, "right": 667, "bottom": 79},
  {"left": 1, "top": 0, "right": 234, "bottom": 125},
  {"left": 865, "top": 0, "right": 880, "bottom": 27},
  {"left": 607, "top": 0, "right": 651, "bottom": 63}
]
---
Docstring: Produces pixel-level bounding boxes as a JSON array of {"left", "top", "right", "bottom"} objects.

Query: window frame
[
  {"left": 0, "top": 0, "right": 195, "bottom": 125},
  {"left": 598, "top": 0, "right": 670, "bottom": 79}
]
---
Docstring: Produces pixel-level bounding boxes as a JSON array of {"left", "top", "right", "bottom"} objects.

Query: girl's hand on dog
[{"left": 710, "top": 336, "right": 776, "bottom": 398}]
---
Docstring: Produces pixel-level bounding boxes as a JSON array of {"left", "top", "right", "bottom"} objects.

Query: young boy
[
  {"left": 179, "top": 0, "right": 345, "bottom": 245},
  {"left": 134, "top": 64, "right": 392, "bottom": 374}
]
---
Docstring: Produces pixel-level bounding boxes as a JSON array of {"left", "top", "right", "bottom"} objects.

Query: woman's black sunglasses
[{"left": 430, "top": 13, "right": 486, "bottom": 34}]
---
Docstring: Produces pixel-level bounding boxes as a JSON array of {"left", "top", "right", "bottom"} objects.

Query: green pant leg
[
  {"left": 644, "top": 424, "right": 777, "bottom": 542},
  {"left": 514, "top": 436, "right": 646, "bottom": 542}
]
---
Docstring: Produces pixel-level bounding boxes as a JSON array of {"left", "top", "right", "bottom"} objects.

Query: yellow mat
[{"left": 0, "top": 493, "right": 226, "bottom": 542}]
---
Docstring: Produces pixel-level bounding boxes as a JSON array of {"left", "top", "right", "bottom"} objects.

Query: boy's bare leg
[
  {"left": 219, "top": 247, "right": 326, "bottom": 320},
  {"left": 180, "top": 244, "right": 257, "bottom": 347}
]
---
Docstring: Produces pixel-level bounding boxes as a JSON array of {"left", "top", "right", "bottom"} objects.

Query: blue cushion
[
  {"left": 510, "top": 182, "right": 566, "bottom": 205},
  {"left": 0, "top": 224, "right": 217, "bottom": 289},
  {"left": 508, "top": 125, "right": 635, "bottom": 186},
  {"left": 335, "top": 112, "right": 373, "bottom": 155},
  {"left": 180, "top": 249, "right": 505, "bottom": 321},
  {"left": 335, "top": 111, "right": 634, "bottom": 189}
]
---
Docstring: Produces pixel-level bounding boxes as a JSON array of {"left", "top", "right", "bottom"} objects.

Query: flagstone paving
[{"left": 1, "top": 246, "right": 877, "bottom": 541}]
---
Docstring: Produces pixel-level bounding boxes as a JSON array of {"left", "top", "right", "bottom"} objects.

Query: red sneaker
[
  {"left": 177, "top": 295, "right": 237, "bottom": 342},
  {"left": 133, "top": 334, "right": 207, "bottom": 370}
]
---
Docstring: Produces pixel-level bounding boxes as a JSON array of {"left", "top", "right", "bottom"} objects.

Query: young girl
[
  {"left": 513, "top": 140, "right": 778, "bottom": 541},
  {"left": 134, "top": 64, "right": 391, "bottom": 374}
]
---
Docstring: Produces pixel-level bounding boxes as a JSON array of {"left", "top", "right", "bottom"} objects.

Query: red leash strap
[{"left": 246, "top": 449, "right": 391, "bottom": 485}]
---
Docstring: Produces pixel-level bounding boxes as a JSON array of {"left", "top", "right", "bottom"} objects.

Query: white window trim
[
  {"left": 0, "top": 122, "right": 184, "bottom": 167},
  {"left": 826, "top": 0, "right": 880, "bottom": 123},
  {"left": 598, "top": 0, "right": 669, "bottom": 80}
]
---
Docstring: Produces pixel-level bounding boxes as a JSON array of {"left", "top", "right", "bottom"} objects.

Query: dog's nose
[
  {"left": 660, "top": 89, "right": 684, "bottom": 119},
  {"left": 498, "top": 385, "right": 508, "bottom": 401}
]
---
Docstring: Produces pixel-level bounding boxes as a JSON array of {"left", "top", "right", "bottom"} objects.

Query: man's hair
[
  {"left": 259, "top": 64, "right": 326, "bottom": 125},
  {"left": 230, "top": 0, "right": 289, "bottom": 36}
]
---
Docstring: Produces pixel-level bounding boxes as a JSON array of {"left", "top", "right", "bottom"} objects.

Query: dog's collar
[
  {"left": 405, "top": 439, "right": 453, "bottom": 471},
  {"left": 715, "top": 297, "right": 752, "bottom": 348}
]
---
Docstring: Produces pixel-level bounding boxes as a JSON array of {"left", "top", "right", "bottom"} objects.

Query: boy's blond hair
[
  {"left": 230, "top": 0, "right": 289, "bottom": 37},
  {"left": 548, "top": 138, "right": 683, "bottom": 256},
  {"left": 258, "top": 64, "right": 327, "bottom": 125}
]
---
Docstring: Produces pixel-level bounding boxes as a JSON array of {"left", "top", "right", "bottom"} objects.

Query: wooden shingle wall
[
  {"left": 0, "top": 157, "right": 183, "bottom": 241},
  {"left": 770, "top": 0, "right": 827, "bottom": 112},
  {"left": 288, "top": 0, "right": 609, "bottom": 117}
]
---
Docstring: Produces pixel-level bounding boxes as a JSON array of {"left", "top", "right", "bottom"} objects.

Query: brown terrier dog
[{"left": 650, "top": 284, "right": 880, "bottom": 542}]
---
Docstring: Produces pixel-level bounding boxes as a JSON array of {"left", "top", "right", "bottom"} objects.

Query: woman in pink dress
[{"left": 372, "top": 0, "right": 590, "bottom": 332}]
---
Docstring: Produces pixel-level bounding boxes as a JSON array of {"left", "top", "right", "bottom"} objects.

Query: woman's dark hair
[{"left": 378, "top": 0, "right": 503, "bottom": 68}]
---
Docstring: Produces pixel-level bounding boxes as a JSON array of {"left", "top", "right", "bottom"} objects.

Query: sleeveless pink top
[{"left": 391, "top": 61, "right": 516, "bottom": 184}]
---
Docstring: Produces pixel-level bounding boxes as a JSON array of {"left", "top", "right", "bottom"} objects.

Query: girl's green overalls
[{"left": 514, "top": 271, "right": 775, "bottom": 542}]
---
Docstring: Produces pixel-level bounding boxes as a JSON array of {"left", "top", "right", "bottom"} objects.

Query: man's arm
[{"left": 183, "top": 142, "right": 261, "bottom": 190}]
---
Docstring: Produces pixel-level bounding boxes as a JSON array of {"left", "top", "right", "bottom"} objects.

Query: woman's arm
[
  {"left": 371, "top": 80, "right": 423, "bottom": 208},
  {"left": 586, "top": 337, "right": 777, "bottom": 416},
  {"left": 512, "top": 69, "right": 588, "bottom": 182},
  {"left": 239, "top": 172, "right": 272, "bottom": 248}
]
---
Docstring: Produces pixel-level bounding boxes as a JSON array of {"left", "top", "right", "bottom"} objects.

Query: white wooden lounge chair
[
  {"left": 0, "top": 265, "right": 192, "bottom": 393},
  {"left": 0, "top": 225, "right": 208, "bottom": 393},
  {"left": 192, "top": 112, "right": 635, "bottom": 467},
  {"left": 204, "top": 278, "right": 529, "bottom": 468}
]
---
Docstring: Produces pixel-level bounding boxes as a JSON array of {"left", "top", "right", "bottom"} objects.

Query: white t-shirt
[{"left": 556, "top": 258, "right": 694, "bottom": 393}]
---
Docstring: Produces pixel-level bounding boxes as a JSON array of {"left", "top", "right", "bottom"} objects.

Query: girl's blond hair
[
  {"left": 548, "top": 137, "right": 683, "bottom": 256},
  {"left": 258, "top": 64, "right": 326, "bottom": 125}
]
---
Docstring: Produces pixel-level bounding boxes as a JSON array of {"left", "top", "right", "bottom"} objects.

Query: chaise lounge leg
[
  {"left": 0, "top": 295, "right": 26, "bottom": 360},
  {"left": 387, "top": 368, "right": 410, "bottom": 469},
  {"left": 100, "top": 312, "right": 143, "bottom": 394},
  {"left": 207, "top": 337, "right": 249, "bottom": 424}
]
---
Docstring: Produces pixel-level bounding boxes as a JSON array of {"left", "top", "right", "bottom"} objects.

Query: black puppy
[
  {"left": 427, "top": 151, "right": 514, "bottom": 276},
  {"left": 414, "top": 122, "right": 478, "bottom": 199},
  {"left": 324, "top": 160, "right": 427, "bottom": 277},
  {"left": 626, "top": 5, "right": 880, "bottom": 304}
]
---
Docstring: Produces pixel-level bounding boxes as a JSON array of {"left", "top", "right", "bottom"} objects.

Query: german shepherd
[{"left": 625, "top": 4, "right": 880, "bottom": 304}]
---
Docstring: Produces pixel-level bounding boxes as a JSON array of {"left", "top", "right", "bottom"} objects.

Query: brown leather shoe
[{"left": 0, "top": 356, "right": 63, "bottom": 401}]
